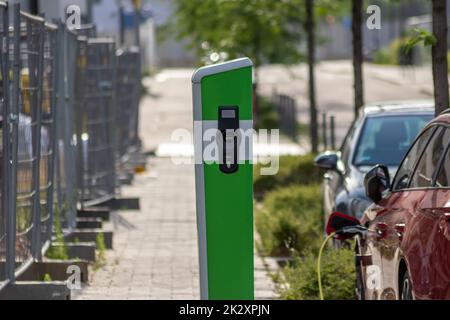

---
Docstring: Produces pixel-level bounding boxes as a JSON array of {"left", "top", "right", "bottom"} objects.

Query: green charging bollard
[{"left": 192, "top": 58, "right": 254, "bottom": 300}]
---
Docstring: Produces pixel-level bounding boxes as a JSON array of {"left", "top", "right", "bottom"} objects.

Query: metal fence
[
  {"left": 54, "top": 24, "right": 78, "bottom": 233},
  {"left": 0, "top": 3, "right": 141, "bottom": 291},
  {"left": 272, "top": 93, "right": 299, "bottom": 142},
  {"left": 78, "top": 38, "right": 117, "bottom": 207},
  {"left": 0, "top": 0, "right": 9, "bottom": 287},
  {"left": 15, "top": 10, "right": 46, "bottom": 269},
  {"left": 115, "top": 47, "right": 140, "bottom": 162},
  {"left": 39, "top": 22, "right": 58, "bottom": 254},
  {"left": 321, "top": 112, "right": 337, "bottom": 151}
]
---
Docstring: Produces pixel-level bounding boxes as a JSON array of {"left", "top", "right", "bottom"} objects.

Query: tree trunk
[
  {"left": 352, "top": 0, "right": 364, "bottom": 117},
  {"left": 306, "top": 0, "right": 319, "bottom": 154},
  {"left": 119, "top": 3, "right": 125, "bottom": 46},
  {"left": 432, "top": 0, "right": 449, "bottom": 116}
]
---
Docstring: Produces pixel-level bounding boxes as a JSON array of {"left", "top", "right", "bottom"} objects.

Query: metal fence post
[
  {"left": 290, "top": 97, "right": 298, "bottom": 142},
  {"left": 64, "top": 29, "right": 79, "bottom": 230},
  {"left": 75, "top": 36, "right": 87, "bottom": 208},
  {"left": 0, "top": 0, "right": 13, "bottom": 285},
  {"left": 6, "top": 1, "right": 21, "bottom": 283},
  {"left": 0, "top": 2, "right": 7, "bottom": 286},
  {"left": 41, "top": 22, "right": 59, "bottom": 251},
  {"left": 330, "top": 115, "right": 336, "bottom": 150},
  {"left": 133, "top": 47, "right": 141, "bottom": 149},
  {"left": 54, "top": 22, "right": 78, "bottom": 232},
  {"left": 322, "top": 112, "right": 328, "bottom": 151},
  {"left": 30, "top": 13, "right": 45, "bottom": 261}
]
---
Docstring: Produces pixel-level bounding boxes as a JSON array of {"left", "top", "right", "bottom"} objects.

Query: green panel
[
  {"left": 203, "top": 163, "right": 254, "bottom": 300},
  {"left": 201, "top": 66, "right": 254, "bottom": 300},
  {"left": 201, "top": 67, "right": 253, "bottom": 121}
]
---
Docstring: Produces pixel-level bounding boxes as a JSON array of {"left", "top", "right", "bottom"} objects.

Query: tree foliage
[
  {"left": 171, "top": 0, "right": 306, "bottom": 67},
  {"left": 405, "top": 27, "right": 437, "bottom": 52}
]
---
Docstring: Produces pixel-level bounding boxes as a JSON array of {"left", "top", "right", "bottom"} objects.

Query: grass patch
[
  {"left": 46, "top": 208, "right": 69, "bottom": 261},
  {"left": 43, "top": 273, "right": 53, "bottom": 282},
  {"left": 94, "top": 233, "right": 107, "bottom": 271}
]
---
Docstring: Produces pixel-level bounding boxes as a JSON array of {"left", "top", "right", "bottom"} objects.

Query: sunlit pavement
[{"left": 73, "top": 68, "right": 278, "bottom": 300}]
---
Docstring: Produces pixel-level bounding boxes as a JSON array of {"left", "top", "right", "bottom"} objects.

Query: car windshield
[{"left": 353, "top": 114, "right": 432, "bottom": 167}]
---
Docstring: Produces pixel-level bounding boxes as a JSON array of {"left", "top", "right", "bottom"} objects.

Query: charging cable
[
  {"left": 317, "top": 232, "right": 336, "bottom": 300},
  {"left": 317, "top": 226, "right": 367, "bottom": 300}
]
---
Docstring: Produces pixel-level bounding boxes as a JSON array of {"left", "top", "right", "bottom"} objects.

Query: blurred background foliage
[
  {"left": 170, "top": 0, "right": 306, "bottom": 68},
  {"left": 166, "top": 0, "right": 352, "bottom": 69}
]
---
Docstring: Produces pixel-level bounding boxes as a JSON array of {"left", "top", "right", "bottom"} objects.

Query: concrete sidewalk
[{"left": 73, "top": 70, "right": 278, "bottom": 300}]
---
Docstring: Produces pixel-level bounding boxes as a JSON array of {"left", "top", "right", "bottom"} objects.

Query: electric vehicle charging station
[{"left": 192, "top": 58, "right": 254, "bottom": 300}]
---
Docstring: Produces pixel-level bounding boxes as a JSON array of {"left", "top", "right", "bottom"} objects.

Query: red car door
[
  {"left": 412, "top": 130, "right": 450, "bottom": 300},
  {"left": 418, "top": 189, "right": 450, "bottom": 299},
  {"left": 395, "top": 126, "right": 450, "bottom": 299},
  {"left": 362, "top": 126, "right": 436, "bottom": 299},
  {"left": 377, "top": 190, "right": 426, "bottom": 300}
]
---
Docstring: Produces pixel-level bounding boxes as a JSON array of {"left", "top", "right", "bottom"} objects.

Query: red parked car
[{"left": 327, "top": 111, "right": 450, "bottom": 300}]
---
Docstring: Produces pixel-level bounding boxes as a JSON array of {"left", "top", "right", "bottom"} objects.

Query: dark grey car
[{"left": 315, "top": 102, "right": 434, "bottom": 223}]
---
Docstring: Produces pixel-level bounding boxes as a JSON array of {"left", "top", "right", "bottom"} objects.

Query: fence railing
[
  {"left": 115, "top": 47, "right": 141, "bottom": 162},
  {"left": 0, "top": 0, "right": 9, "bottom": 289},
  {"left": 0, "top": 2, "right": 142, "bottom": 290},
  {"left": 15, "top": 9, "right": 46, "bottom": 272},
  {"left": 79, "top": 38, "right": 117, "bottom": 207},
  {"left": 54, "top": 23, "right": 78, "bottom": 233},
  {"left": 272, "top": 93, "right": 299, "bottom": 142},
  {"left": 321, "top": 112, "right": 337, "bottom": 151}
]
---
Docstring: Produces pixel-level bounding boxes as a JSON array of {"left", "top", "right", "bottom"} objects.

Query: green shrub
[
  {"left": 280, "top": 248, "right": 356, "bottom": 300},
  {"left": 373, "top": 36, "right": 433, "bottom": 66},
  {"left": 264, "top": 183, "right": 322, "bottom": 215},
  {"left": 373, "top": 38, "right": 412, "bottom": 65},
  {"left": 256, "top": 185, "right": 323, "bottom": 257},
  {"left": 373, "top": 47, "right": 391, "bottom": 65},
  {"left": 254, "top": 154, "right": 323, "bottom": 196}
]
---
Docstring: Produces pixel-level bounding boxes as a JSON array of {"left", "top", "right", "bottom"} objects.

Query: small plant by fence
[{"left": 0, "top": 2, "right": 142, "bottom": 292}]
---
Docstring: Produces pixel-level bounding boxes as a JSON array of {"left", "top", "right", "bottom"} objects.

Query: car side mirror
[
  {"left": 364, "top": 165, "right": 390, "bottom": 204},
  {"left": 314, "top": 152, "right": 339, "bottom": 171}
]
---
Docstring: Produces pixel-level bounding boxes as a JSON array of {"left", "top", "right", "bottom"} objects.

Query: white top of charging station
[{"left": 192, "top": 58, "right": 253, "bottom": 84}]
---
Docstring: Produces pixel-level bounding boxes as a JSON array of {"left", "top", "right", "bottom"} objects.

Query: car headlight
[{"left": 351, "top": 198, "right": 372, "bottom": 219}]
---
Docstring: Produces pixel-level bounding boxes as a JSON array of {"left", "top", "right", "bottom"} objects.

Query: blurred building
[
  {"left": 89, "top": 0, "right": 195, "bottom": 68},
  {"left": 8, "top": 0, "right": 88, "bottom": 19},
  {"left": 9, "top": 0, "right": 159, "bottom": 71},
  {"left": 147, "top": 0, "right": 195, "bottom": 68}
]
